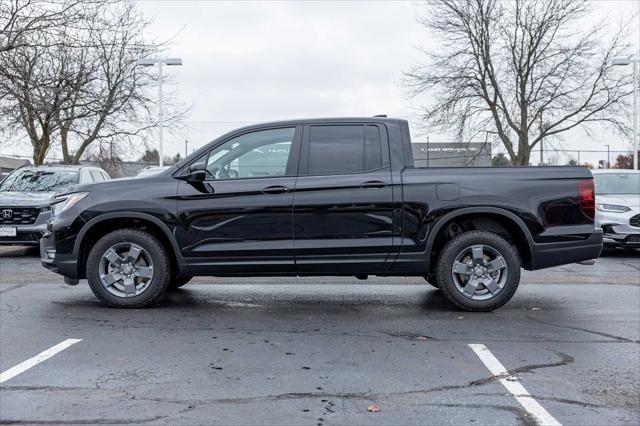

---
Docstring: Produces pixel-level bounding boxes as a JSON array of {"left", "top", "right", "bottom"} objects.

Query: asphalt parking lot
[{"left": 0, "top": 246, "right": 639, "bottom": 425}]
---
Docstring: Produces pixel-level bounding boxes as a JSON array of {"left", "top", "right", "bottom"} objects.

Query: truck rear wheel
[
  {"left": 86, "top": 229, "right": 171, "bottom": 308},
  {"left": 436, "top": 230, "right": 520, "bottom": 311}
]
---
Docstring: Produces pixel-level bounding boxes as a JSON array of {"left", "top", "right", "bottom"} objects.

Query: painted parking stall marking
[
  {"left": 0, "top": 339, "right": 82, "bottom": 384},
  {"left": 469, "top": 343, "right": 561, "bottom": 426}
]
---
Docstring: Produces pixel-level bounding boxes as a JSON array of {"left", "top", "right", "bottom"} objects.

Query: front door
[
  {"left": 175, "top": 126, "right": 302, "bottom": 274},
  {"left": 293, "top": 123, "right": 395, "bottom": 274}
]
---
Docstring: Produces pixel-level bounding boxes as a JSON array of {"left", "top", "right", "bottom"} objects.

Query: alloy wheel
[
  {"left": 98, "top": 242, "right": 154, "bottom": 298},
  {"left": 450, "top": 244, "right": 508, "bottom": 300}
]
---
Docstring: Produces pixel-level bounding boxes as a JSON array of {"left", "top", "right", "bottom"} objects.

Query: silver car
[
  {"left": 592, "top": 169, "right": 640, "bottom": 248},
  {"left": 0, "top": 165, "right": 110, "bottom": 245}
]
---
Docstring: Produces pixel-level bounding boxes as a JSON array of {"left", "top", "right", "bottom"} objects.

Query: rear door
[{"left": 293, "top": 123, "right": 394, "bottom": 274}]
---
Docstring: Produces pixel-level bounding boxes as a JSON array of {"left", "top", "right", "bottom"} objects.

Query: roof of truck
[{"left": 235, "top": 116, "right": 408, "bottom": 128}]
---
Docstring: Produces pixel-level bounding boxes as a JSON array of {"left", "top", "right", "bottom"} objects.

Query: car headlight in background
[
  {"left": 51, "top": 192, "right": 89, "bottom": 216},
  {"left": 596, "top": 203, "right": 631, "bottom": 213}
]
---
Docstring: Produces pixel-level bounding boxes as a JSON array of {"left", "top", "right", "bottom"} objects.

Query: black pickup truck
[{"left": 41, "top": 117, "right": 602, "bottom": 310}]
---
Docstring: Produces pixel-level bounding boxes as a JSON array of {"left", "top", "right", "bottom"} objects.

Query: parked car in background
[
  {"left": 136, "top": 165, "right": 171, "bottom": 177},
  {"left": 0, "top": 165, "right": 110, "bottom": 245},
  {"left": 41, "top": 117, "right": 602, "bottom": 311},
  {"left": 592, "top": 169, "right": 640, "bottom": 249}
]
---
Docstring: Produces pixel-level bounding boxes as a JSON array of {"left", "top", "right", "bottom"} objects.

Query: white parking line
[
  {"left": 469, "top": 343, "right": 561, "bottom": 426},
  {"left": 0, "top": 339, "right": 82, "bottom": 384}
]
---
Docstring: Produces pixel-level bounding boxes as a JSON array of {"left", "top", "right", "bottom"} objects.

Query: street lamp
[
  {"left": 611, "top": 55, "right": 639, "bottom": 170},
  {"left": 136, "top": 57, "right": 183, "bottom": 166}
]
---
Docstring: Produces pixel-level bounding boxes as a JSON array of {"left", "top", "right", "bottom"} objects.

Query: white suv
[{"left": 592, "top": 169, "right": 640, "bottom": 248}]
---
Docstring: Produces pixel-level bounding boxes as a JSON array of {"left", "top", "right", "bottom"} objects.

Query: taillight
[{"left": 578, "top": 179, "right": 595, "bottom": 220}]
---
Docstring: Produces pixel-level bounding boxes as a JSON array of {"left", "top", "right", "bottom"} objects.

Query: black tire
[
  {"left": 168, "top": 274, "right": 193, "bottom": 290},
  {"left": 86, "top": 229, "right": 171, "bottom": 308},
  {"left": 423, "top": 276, "right": 439, "bottom": 288},
  {"left": 436, "top": 230, "right": 520, "bottom": 312}
]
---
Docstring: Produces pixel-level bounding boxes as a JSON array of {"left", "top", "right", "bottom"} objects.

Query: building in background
[
  {"left": 412, "top": 142, "right": 492, "bottom": 167},
  {"left": 0, "top": 156, "right": 31, "bottom": 180}
]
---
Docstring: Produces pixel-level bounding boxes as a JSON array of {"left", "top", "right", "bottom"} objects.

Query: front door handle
[
  {"left": 360, "top": 180, "right": 386, "bottom": 189},
  {"left": 262, "top": 185, "right": 289, "bottom": 194}
]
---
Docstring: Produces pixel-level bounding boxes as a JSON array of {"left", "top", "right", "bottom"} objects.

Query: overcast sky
[
  {"left": 140, "top": 1, "right": 430, "bottom": 155},
  {"left": 3, "top": 0, "right": 639, "bottom": 165}
]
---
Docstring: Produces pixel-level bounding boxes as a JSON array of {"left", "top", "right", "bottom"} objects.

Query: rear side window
[
  {"left": 308, "top": 125, "right": 384, "bottom": 175},
  {"left": 365, "top": 125, "right": 382, "bottom": 170},
  {"left": 90, "top": 170, "right": 103, "bottom": 181},
  {"left": 81, "top": 170, "right": 93, "bottom": 183}
]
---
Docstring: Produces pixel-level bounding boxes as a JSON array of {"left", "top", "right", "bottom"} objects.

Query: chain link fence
[{"left": 1, "top": 145, "right": 638, "bottom": 177}]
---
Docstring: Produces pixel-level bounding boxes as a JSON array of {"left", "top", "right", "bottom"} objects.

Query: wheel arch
[
  {"left": 425, "top": 207, "right": 535, "bottom": 272},
  {"left": 74, "top": 212, "right": 186, "bottom": 279}
]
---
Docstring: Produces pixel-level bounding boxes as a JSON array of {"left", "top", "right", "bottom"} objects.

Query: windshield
[
  {"left": 0, "top": 169, "right": 79, "bottom": 192},
  {"left": 594, "top": 173, "right": 640, "bottom": 195}
]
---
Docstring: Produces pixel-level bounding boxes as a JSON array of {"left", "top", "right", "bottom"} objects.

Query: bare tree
[
  {"left": 0, "top": 0, "right": 184, "bottom": 164},
  {"left": 0, "top": 29, "right": 80, "bottom": 163},
  {"left": 0, "top": 0, "right": 85, "bottom": 53},
  {"left": 405, "top": 0, "right": 634, "bottom": 165},
  {"left": 55, "top": 2, "right": 165, "bottom": 164}
]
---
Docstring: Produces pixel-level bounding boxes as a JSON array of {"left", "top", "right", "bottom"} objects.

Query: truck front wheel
[
  {"left": 435, "top": 231, "right": 520, "bottom": 311},
  {"left": 168, "top": 274, "right": 193, "bottom": 290},
  {"left": 86, "top": 229, "right": 171, "bottom": 308}
]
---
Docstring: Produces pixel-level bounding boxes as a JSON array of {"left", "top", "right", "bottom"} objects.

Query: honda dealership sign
[{"left": 412, "top": 142, "right": 491, "bottom": 167}]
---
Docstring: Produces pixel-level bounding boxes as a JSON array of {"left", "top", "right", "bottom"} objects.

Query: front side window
[
  {"left": 308, "top": 125, "right": 384, "bottom": 175},
  {"left": 205, "top": 127, "right": 295, "bottom": 180},
  {"left": 0, "top": 169, "right": 79, "bottom": 192}
]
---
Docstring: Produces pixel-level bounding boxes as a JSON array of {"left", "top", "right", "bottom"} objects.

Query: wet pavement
[{"left": 0, "top": 246, "right": 639, "bottom": 425}]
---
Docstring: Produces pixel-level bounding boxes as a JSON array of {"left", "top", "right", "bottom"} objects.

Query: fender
[
  {"left": 73, "top": 211, "right": 189, "bottom": 275},
  {"left": 424, "top": 206, "right": 535, "bottom": 269}
]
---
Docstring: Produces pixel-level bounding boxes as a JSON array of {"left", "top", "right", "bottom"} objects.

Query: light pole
[
  {"left": 612, "top": 56, "right": 639, "bottom": 170},
  {"left": 136, "top": 57, "right": 183, "bottom": 166}
]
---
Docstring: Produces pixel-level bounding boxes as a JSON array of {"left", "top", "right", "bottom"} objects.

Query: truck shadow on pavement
[{"left": 47, "top": 283, "right": 569, "bottom": 316}]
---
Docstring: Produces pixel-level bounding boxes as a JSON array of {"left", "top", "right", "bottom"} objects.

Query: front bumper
[
  {"left": 40, "top": 230, "right": 80, "bottom": 278},
  {"left": 0, "top": 221, "right": 49, "bottom": 245},
  {"left": 596, "top": 209, "right": 640, "bottom": 248},
  {"left": 602, "top": 232, "right": 640, "bottom": 247}
]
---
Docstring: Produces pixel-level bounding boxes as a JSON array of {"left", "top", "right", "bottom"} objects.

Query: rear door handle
[
  {"left": 360, "top": 180, "right": 386, "bottom": 189},
  {"left": 262, "top": 185, "right": 289, "bottom": 194}
]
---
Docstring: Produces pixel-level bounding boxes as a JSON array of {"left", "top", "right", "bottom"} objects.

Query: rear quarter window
[{"left": 307, "top": 125, "right": 384, "bottom": 175}]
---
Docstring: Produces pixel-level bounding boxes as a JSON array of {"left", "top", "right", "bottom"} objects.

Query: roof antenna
[{"left": 373, "top": 114, "right": 387, "bottom": 118}]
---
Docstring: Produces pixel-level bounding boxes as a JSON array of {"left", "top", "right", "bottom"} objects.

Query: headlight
[
  {"left": 51, "top": 192, "right": 89, "bottom": 216},
  {"left": 597, "top": 203, "right": 631, "bottom": 213}
]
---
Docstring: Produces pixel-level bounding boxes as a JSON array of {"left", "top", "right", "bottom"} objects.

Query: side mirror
[{"left": 178, "top": 162, "right": 207, "bottom": 183}]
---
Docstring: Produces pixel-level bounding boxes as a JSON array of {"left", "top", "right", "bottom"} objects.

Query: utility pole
[
  {"left": 158, "top": 61, "right": 163, "bottom": 166},
  {"left": 635, "top": 59, "right": 638, "bottom": 170},
  {"left": 611, "top": 55, "right": 639, "bottom": 170},
  {"left": 605, "top": 144, "right": 610, "bottom": 169},
  {"left": 539, "top": 109, "right": 544, "bottom": 166},
  {"left": 185, "top": 140, "right": 188, "bottom": 158},
  {"left": 426, "top": 136, "right": 430, "bottom": 167},
  {"left": 136, "top": 57, "right": 183, "bottom": 167}
]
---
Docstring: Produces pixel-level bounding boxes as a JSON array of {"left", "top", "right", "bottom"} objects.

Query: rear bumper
[{"left": 531, "top": 230, "right": 603, "bottom": 270}]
